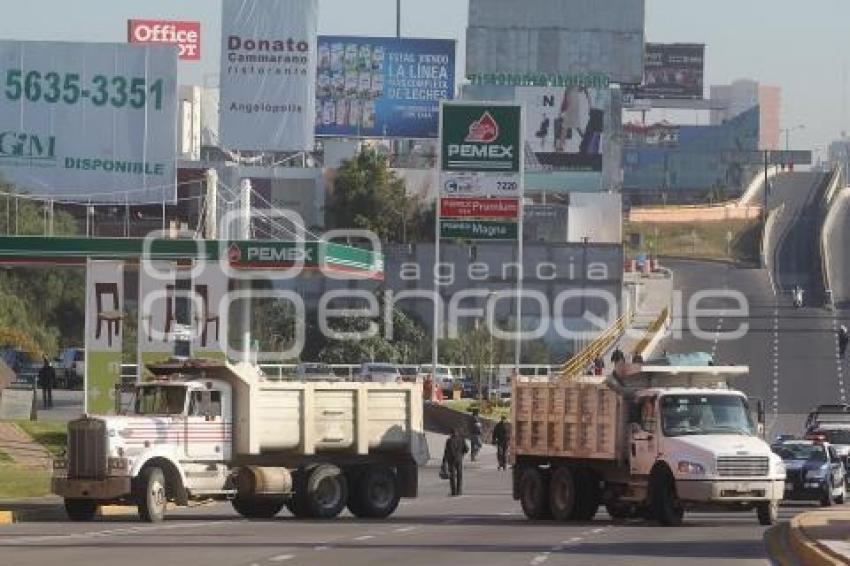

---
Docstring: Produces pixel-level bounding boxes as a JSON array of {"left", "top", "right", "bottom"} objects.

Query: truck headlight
[
  {"left": 108, "top": 457, "right": 129, "bottom": 471},
  {"left": 677, "top": 461, "right": 706, "bottom": 475},
  {"left": 774, "top": 461, "right": 786, "bottom": 478}
]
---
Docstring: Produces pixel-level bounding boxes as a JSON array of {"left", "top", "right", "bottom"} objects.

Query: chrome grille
[
  {"left": 717, "top": 456, "right": 769, "bottom": 477},
  {"left": 68, "top": 418, "right": 107, "bottom": 480}
]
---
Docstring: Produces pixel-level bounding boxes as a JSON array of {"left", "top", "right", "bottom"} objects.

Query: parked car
[
  {"left": 419, "top": 365, "right": 456, "bottom": 393},
  {"left": 295, "top": 363, "right": 339, "bottom": 381},
  {"left": 58, "top": 347, "right": 85, "bottom": 389},
  {"left": 358, "top": 363, "right": 401, "bottom": 383},
  {"left": 397, "top": 365, "right": 420, "bottom": 383},
  {"left": 772, "top": 438, "right": 846, "bottom": 506},
  {"left": 0, "top": 347, "right": 37, "bottom": 385}
]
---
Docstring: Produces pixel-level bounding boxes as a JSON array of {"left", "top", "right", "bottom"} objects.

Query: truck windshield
[
  {"left": 661, "top": 394, "right": 755, "bottom": 437},
  {"left": 134, "top": 386, "right": 187, "bottom": 416}
]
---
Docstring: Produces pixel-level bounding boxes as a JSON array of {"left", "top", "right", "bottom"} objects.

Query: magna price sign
[{"left": 128, "top": 20, "right": 201, "bottom": 61}]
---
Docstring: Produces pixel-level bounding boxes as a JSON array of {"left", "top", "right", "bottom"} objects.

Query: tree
[{"left": 326, "top": 149, "right": 434, "bottom": 243}]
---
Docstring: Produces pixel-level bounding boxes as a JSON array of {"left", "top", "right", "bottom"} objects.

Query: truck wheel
[
  {"left": 349, "top": 465, "right": 400, "bottom": 519},
  {"left": 136, "top": 467, "right": 167, "bottom": 523},
  {"left": 232, "top": 495, "right": 285, "bottom": 519},
  {"left": 519, "top": 467, "right": 552, "bottom": 520},
  {"left": 756, "top": 501, "right": 779, "bottom": 526},
  {"left": 548, "top": 466, "right": 576, "bottom": 521},
  {"left": 821, "top": 479, "right": 834, "bottom": 507},
  {"left": 573, "top": 470, "right": 601, "bottom": 521},
  {"left": 64, "top": 499, "right": 99, "bottom": 521},
  {"left": 304, "top": 464, "right": 348, "bottom": 519},
  {"left": 285, "top": 467, "right": 312, "bottom": 518},
  {"left": 650, "top": 469, "right": 683, "bottom": 526},
  {"left": 836, "top": 483, "right": 846, "bottom": 505}
]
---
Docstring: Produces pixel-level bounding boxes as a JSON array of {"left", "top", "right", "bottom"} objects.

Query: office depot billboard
[{"left": 128, "top": 20, "right": 201, "bottom": 61}]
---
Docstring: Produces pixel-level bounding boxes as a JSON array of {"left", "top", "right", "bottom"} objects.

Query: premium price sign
[
  {"left": 0, "top": 40, "right": 177, "bottom": 202},
  {"left": 438, "top": 102, "right": 523, "bottom": 241}
]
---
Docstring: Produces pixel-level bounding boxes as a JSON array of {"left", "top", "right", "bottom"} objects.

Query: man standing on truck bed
[{"left": 443, "top": 428, "right": 468, "bottom": 496}]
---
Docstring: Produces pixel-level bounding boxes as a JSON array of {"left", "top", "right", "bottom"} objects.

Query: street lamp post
[{"left": 782, "top": 124, "right": 805, "bottom": 152}]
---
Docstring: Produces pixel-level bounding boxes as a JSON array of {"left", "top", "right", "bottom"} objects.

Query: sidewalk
[
  {"left": 0, "top": 422, "right": 51, "bottom": 469},
  {"left": 606, "top": 270, "right": 674, "bottom": 361},
  {"left": 768, "top": 508, "right": 850, "bottom": 565}
]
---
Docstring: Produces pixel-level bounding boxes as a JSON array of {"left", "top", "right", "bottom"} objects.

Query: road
[{"left": 0, "top": 450, "right": 811, "bottom": 566}]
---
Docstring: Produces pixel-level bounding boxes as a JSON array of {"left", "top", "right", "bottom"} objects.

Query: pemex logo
[
  {"left": 227, "top": 243, "right": 242, "bottom": 264},
  {"left": 465, "top": 112, "right": 499, "bottom": 143}
]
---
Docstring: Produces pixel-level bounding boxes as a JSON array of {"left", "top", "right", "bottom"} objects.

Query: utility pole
[
  {"left": 396, "top": 0, "right": 401, "bottom": 38},
  {"left": 240, "top": 179, "right": 253, "bottom": 364}
]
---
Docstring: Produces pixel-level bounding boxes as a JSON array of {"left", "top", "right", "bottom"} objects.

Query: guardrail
[
  {"left": 819, "top": 166, "right": 843, "bottom": 309},
  {"left": 559, "top": 314, "right": 629, "bottom": 380}
]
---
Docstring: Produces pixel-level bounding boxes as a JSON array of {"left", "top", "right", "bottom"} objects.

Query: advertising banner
[
  {"left": 192, "top": 262, "right": 228, "bottom": 359},
  {"left": 0, "top": 40, "right": 177, "bottom": 202},
  {"left": 316, "top": 36, "right": 455, "bottom": 139},
  {"left": 137, "top": 261, "right": 178, "bottom": 380},
  {"left": 219, "top": 0, "right": 318, "bottom": 151},
  {"left": 517, "top": 86, "right": 609, "bottom": 171},
  {"left": 637, "top": 43, "right": 705, "bottom": 100},
  {"left": 440, "top": 219, "right": 518, "bottom": 240},
  {"left": 85, "top": 260, "right": 124, "bottom": 415},
  {"left": 440, "top": 103, "right": 522, "bottom": 173},
  {"left": 128, "top": 20, "right": 201, "bottom": 61},
  {"left": 440, "top": 197, "right": 519, "bottom": 219}
]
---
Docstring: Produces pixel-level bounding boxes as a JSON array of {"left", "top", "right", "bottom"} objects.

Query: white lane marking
[
  {"left": 353, "top": 535, "right": 375, "bottom": 541},
  {"left": 269, "top": 555, "right": 295, "bottom": 562},
  {"left": 393, "top": 526, "right": 416, "bottom": 533},
  {"left": 313, "top": 546, "right": 331, "bottom": 551},
  {"left": 565, "top": 537, "right": 583, "bottom": 543},
  {"left": 591, "top": 527, "right": 605, "bottom": 534},
  {"left": 530, "top": 552, "right": 551, "bottom": 565},
  {"left": 0, "top": 521, "right": 221, "bottom": 546}
]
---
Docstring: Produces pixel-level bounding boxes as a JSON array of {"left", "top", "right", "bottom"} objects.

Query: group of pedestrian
[{"left": 440, "top": 414, "right": 510, "bottom": 496}]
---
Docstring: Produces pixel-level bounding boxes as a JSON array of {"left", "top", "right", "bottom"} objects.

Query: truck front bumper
[
  {"left": 52, "top": 477, "right": 132, "bottom": 500},
  {"left": 676, "top": 479, "right": 785, "bottom": 502}
]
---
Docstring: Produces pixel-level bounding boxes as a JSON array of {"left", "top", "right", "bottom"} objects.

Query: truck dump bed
[{"left": 512, "top": 376, "right": 625, "bottom": 461}]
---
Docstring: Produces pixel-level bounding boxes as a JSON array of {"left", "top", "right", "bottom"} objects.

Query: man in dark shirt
[
  {"left": 443, "top": 428, "right": 469, "bottom": 496},
  {"left": 492, "top": 416, "right": 510, "bottom": 470}
]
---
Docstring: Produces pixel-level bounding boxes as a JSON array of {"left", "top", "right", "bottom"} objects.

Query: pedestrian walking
[
  {"left": 38, "top": 356, "right": 55, "bottom": 410},
  {"left": 593, "top": 357, "right": 605, "bottom": 376},
  {"left": 442, "top": 428, "right": 468, "bottom": 496},
  {"left": 839, "top": 325, "right": 849, "bottom": 359},
  {"left": 611, "top": 346, "right": 625, "bottom": 365},
  {"left": 492, "top": 416, "right": 510, "bottom": 471},
  {"left": 470, "top": 410, "right": 483, "bottom": 462}
]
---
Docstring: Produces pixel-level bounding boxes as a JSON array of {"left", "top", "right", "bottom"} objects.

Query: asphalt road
[{"left": 0, "top": 450, "right": 813, "bottom": 566}]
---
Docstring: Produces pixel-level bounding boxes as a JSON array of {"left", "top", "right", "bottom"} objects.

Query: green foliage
[
  {"left": 15, "top": 420, "right": 67, "bottom": 457},
  {"left": 326, "top": 148, "right": 434, "bottom": 243}
]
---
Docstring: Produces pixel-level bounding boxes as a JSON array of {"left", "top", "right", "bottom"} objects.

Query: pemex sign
[{"left": 440, "top": 104, "right": 521, "bottom": 173}]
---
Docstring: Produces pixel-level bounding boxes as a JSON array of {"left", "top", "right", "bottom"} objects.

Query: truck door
[
  {"left": 186, "top": 389, "right": 227, "bottom": 461},
  {"left": 630, "top": 396, "right": 659, "bottom": 476}
]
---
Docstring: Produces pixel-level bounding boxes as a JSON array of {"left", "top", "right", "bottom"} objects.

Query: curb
[{"left": 784, "top": 511, "right": 849, "bottom": 566}]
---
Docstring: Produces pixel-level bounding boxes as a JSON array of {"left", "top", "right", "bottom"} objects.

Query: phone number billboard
[
  {"left": 316, "top": 36, "right": 455, "bottom": 139},
  {"left": 0, "top": 40, "right": 177, "bottom": 202}
]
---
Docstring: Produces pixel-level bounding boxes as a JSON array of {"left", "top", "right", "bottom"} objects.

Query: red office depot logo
[
  {"left": 465, "top": 112, "right": 500, "bottom": 143},
  {"left": 128, "top": 20, "right": 201, "bottom": 61}
]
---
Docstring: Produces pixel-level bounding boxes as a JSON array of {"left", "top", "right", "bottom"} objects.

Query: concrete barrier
[
  {"left": 785, "top": 510, "right": 850, "bottom": 565},
  {"left": 820, "top": 167, "right": 845, "bottom": 309}
]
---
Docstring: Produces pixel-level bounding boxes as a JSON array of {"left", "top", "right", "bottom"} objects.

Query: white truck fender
[{"left": 129, "top": 447, "right": 188, "bottom": 486}]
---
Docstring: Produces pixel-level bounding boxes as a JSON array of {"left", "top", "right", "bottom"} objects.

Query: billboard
[
  {"left": 637, "top": 43, "right": 705, "bottom": 100},
  {"left": 316, "top": 36, "right": 455, "bottom": 139},
  {"left": 219, "top": 0, "right": 318, "bottom": 151},
  {"left": 0, "top": 40, "right": 177, "bottom": 202},
  {"left": 466, "top": 0, "right": 645, "bottom": 85},
  {"left": 128, "top": 20, "right": 201, "bottom": 61},
  {"left": 440, "top": 104, "right": 522, "bottom": 173},
  {"left": 85, "top": 260, "right": 124, "bottom": 415},
  {"left": 517, "top": 86, "right": 610, "bottom": 172}
]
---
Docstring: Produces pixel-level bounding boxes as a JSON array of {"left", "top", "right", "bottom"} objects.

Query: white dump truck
[
  {"left": 52, "top": 359, "right": 428, "bottom": 522},
  {"left": 511, "top": 362, "right": 786, "bottom": 526}
]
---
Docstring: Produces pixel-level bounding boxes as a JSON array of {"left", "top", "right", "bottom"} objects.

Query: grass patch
[
  {"left": 624, "top": 219, "right": 761, "bottom": 264},
  {"left": 0, "top": 463, "right": 52, "bottom": 498},
  {"left": 14, "top": 420, "right": 67, "bottom": 457},
  {"left": 0, "top": 450, "right": 12, "bottom": 463}
]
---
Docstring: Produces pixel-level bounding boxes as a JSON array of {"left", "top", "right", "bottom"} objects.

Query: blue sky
[{"left": 0, "top": 0, "right": 845, "bottom": 156}]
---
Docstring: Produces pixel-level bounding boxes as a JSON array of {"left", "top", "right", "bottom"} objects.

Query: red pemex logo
[
  {"left": 227, "top": 243, "right": 242, "bottom": 264},
  {"left": 464, "top": 112, "right": 499, "bottom": 143}
]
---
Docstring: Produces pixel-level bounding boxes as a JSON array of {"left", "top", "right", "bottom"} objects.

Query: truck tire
[
  {"left": 756, "top": 501, "right": 779, "bottom": 526},
  {"left": 650, "top": 469, "right": 683, "bottom": 526},
  {"left": 285, "top": 467, "right": 312, "bottom": 519},
  {"left": 232, "top": 495, "right": 285, "bottom": 519},
  {"left": 348, "top": 465, "right": 400, "bottom": 519},
  {"left": 821, "top": 479, "right": 834, "bottom": 507},
  {"left": 548, "top": 466, "right": 576, "bottom": 521},
  {"left": 303, "top": 464, "right": 348, "bottom": 519},
  {"left": 519, "top": 467, "right": 552, "bottom": 520},
  {"left": 573, "top": 469, "right": 601, "bottom": 521},
  {"left": 136, "top": 467, "right": 167, "bottom": 523},
  {"left": 64, "top": 499, "right": 99, "bottom": 521}
]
